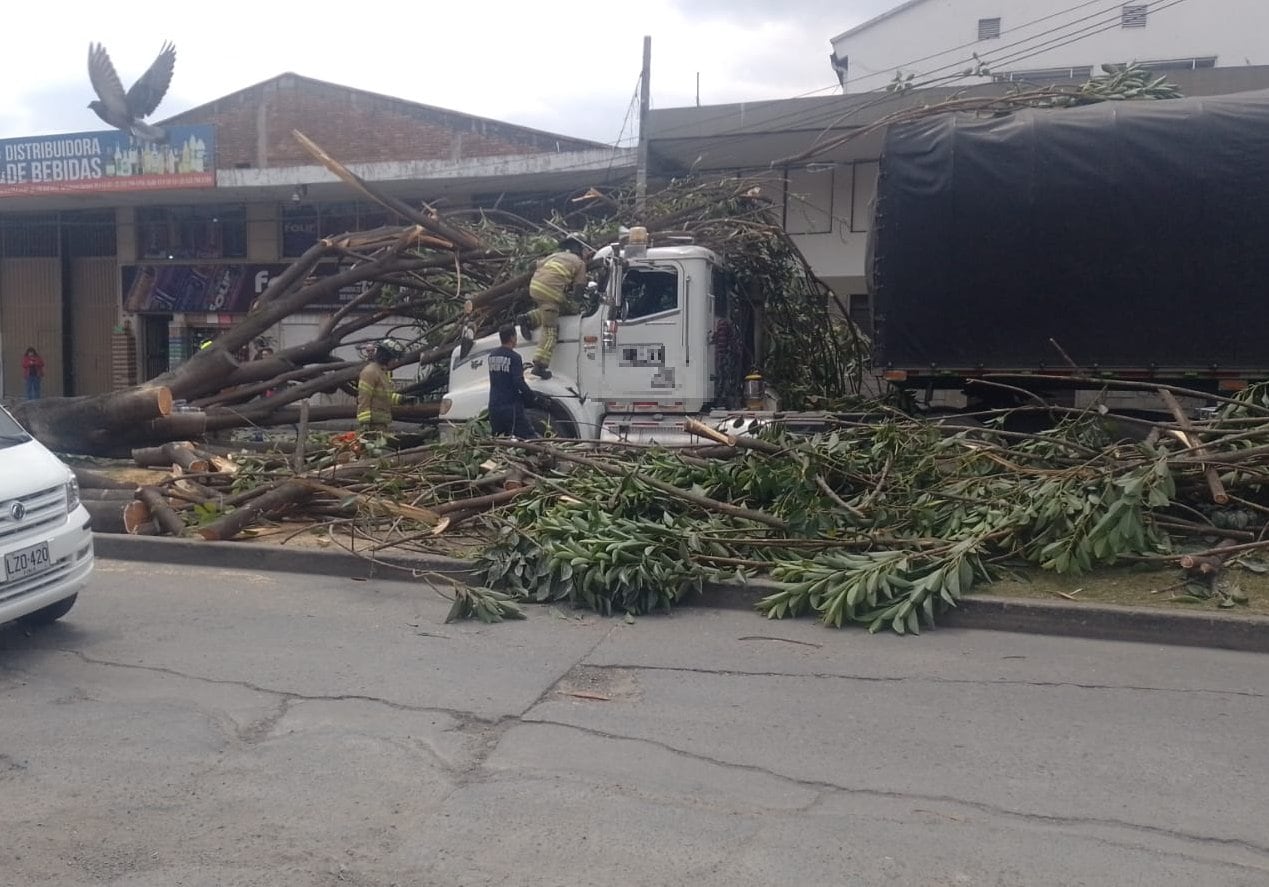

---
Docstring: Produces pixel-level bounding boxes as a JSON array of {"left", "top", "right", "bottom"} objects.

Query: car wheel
[{"left": 20, "top": 594, "right": 77, "bottom": 627}]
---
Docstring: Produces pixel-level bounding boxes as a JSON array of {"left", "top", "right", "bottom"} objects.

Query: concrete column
[
  {"left": 115, "top": 207, "right": 137, "bottom": 262},
  {"left": 247, "top": 201, "right": 279, "bottom": 261}
]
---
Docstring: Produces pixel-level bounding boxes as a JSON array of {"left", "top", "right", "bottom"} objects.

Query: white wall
[
  {"left": 831, "top": 0, "right": 1269, "bottom": 92},
  {"left": 781, "top": 160, "right": 879, "bottom": 294}
]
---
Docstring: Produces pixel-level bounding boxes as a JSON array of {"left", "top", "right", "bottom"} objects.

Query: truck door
[{"left": 598, "top": 261, "right": 686, "bottom": 406}]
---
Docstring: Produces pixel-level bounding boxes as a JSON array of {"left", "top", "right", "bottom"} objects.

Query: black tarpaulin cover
[{"left": 869, "top": 89, "right": 1269, "bottom": 372}]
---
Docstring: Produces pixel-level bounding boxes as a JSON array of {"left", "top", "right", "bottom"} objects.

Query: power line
[
  {"left": 839, "top": 0, "right": 1115, "bottom": 90},
  {"left": 709, "top": 0, "right": 1122, "bottom": 114},
  {"left": 786, "top": 0, "right": 1195, "bottom": 165},
  {"left": 647, "top": 0, "right": 1191, "bottom": 160},
  {"left": 857, "top": 0, "right": 1133, "bottom": 91},
  {"left": 640, "top": 0, "right": 1132, "bottom": 147},
  {"left": 442, "top": 0, "right": 1197, "bottom": 197},
  {"left": 611, "top": 76, "right": 642, "bottom": 148},
  {"left": 945, "top": 0, "right": 1194, "bottom": 82}
]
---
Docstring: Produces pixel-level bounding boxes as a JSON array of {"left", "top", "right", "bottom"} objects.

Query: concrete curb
[
  {"left": 943, "top": 595, "right": 1269, "bottom": 654},
  {"left": 92, "top": 533, "right": 477, "bottom": 583},
  {"left": 698, "top": 578, "right": 1269, "bottom": 654},
  {"left": 95, "top": 533, "right": 1269, "bottom": 653}
]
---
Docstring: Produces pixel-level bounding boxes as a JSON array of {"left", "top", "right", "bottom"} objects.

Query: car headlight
[{"left": 66, "top": 477, "right": 81, "bottom": 513}]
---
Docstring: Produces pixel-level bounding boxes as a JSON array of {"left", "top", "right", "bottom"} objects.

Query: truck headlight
[
  {"left": 439, "top": 398, "right": 452, "bottom": 416},
  {"left": 66, "top": 477, "right": 81, "bottom": 513}
]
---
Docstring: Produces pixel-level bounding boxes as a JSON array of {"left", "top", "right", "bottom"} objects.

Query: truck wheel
[
  {"left": 527, "top": 404, "right": 577, "bottom": 438},
  {"left": 19, "top": 594, "right": 78, "bottom": 627}
]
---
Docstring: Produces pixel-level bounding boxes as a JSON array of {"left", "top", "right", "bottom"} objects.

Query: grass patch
[{"left": 980, "top": 565, "right": 1269, "bottom": 615}]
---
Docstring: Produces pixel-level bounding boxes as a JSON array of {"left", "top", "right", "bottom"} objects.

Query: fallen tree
[
  {"left": 9, "top": 129, "right": 864, "bottom": 456},
  {"left": 80, "top": 380, "right": 1269, "bottom": 628},
  {"left": 16, "top": 66, "right": 1186, "bottom": 456}
]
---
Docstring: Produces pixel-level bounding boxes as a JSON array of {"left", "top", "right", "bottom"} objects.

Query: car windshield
[{"left": 0, "top": 406, "right": 32, "bottom": 447}]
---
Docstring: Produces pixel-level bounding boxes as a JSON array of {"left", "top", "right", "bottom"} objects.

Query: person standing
[
  {"left": 487, "top": 325, "right": 538, "bottom": 439},
  {"left": 356, "top": 339, "right": 410, "bottom": 432},
  {"left": 517, "top": 234, "right": 590, "bottom": 380},
  {"left": 21, "top": 347, "right": 44, "bottom": 400}
]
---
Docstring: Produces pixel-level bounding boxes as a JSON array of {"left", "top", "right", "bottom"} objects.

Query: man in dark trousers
[{"left": 487, "top": 324, "right": 539, "bottom": 438}]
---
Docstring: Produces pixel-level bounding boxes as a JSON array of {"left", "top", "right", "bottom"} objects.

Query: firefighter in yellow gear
[
  {"left": 356, "top": 339, "right": 410, "bottom": 431},
  {"left": 517, "top": 234, "right": 590, "bottom": 380}
]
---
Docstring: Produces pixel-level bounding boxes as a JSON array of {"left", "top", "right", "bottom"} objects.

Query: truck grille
[{"left": 0, "top": 484, "right": 65, "bottom": 544}]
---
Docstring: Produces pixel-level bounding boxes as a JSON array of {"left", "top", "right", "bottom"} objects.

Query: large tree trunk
[{"left": 12, "top": 387, "right": 172, "bottom": 454}]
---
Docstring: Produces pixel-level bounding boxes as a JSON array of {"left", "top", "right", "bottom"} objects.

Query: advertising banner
[
  {"left": 0, "top": 125, "right": 215, "bottom": 198},
  {"left": 122, "top": 262, "right": 376, "bottom": 314}
]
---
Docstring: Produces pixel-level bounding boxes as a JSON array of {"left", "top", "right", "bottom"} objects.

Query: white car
[{"left": 0, "top": 403, "right": 94, "bottom": 628}]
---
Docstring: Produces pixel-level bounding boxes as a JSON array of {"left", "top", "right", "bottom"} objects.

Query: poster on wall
[
  {"left": 0, "top": 124, "right": 215, "bottom": 198},
  {"left": 122, "top": 262, "right": 377, "bottom": 314}
]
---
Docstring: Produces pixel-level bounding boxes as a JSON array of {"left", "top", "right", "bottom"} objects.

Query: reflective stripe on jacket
[
  {"left": 529, "top": 251, "right": 586, "bottom": 304},
  {"left": 356, "top": 361, "right": 401, "bottom": 428}
]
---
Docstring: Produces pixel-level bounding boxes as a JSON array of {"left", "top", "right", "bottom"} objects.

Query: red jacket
[{"left": 21, "top": 353, "right": 44, "bottom": 379}]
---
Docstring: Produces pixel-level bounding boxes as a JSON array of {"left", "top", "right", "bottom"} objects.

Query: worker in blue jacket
[{"left": 487, "top": 324, "right": 539, "bottom": 438}]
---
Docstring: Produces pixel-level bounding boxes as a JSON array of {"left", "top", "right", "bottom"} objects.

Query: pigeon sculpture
[{"left": 87, "top": 41, "right": 176, "bottom": 142}]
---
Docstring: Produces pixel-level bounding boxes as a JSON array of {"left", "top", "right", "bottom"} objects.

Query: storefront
[
  {"left": 0, "top": 124, "right": 217, "bottom": 399},
  {"left": 0, "top": 73, "right": 629, "bottom": 398},
  {"left": 120, "top": 257, "right": 391, "bottom": 374}
]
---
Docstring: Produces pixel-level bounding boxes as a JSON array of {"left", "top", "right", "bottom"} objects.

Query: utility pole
[{"left": 636, "top": 35, "right": 651, "bottom": 216}]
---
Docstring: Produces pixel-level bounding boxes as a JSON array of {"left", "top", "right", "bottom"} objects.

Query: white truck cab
[
  {"left": 0, "top": 404, "right": 94, "bottom": 628},
  {"left": 441, "top": 239, "right": 758, "bottom": 445}
]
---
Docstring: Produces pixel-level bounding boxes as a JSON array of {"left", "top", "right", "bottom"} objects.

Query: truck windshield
[
  {"left": 0, "top": 406, "right": 32, "bottom": 447},
  {"left": 622, "top": 267, "right": 678, "bottom": 320}
]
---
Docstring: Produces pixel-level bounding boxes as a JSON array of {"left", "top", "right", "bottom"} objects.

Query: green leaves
[
  {"left": 476, "top": 500, "right": 721, "bottom": 618},
  {"left": 444, "top": 587, "right": 526, "bottom": 623},
  {"left": 760, "top": 546, "right": 985, "bottom": 634},
  {"left": 456, "top": 406, "right": 1212, "bottom": 634},
  {"left": 1024, "top": 459, "right": 1173, "bottom": 575}
]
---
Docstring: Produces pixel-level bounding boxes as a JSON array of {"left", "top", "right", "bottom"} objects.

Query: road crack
[
  {"left": 516, "top": 717, "right": 1269, "bottom": 865},
  {"left": 63, "top": 650, "right": 500, "bottom": 726},
  {"left": 580, "top": 662, "right": 1266, "bottom": 699}
]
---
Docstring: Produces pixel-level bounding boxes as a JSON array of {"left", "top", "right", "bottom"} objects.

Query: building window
[
  {"left": 621, "top": 266, "right": 678, "bottom": 320},
  {"left": 997, "top": 66, "right": 1094, "bottom": 84},
  {"left": 0, "top": 213, "right": 58, "bottom": 257},
  {"left": 1134, "top": 56, "right": 1217, "bottom": 72},
  {"left": 1122, "top": 4, "right": 1149, "bottom": 28},
  {"left": 978, "top": 17, "right": 1002, "bottom": 40},
  {"left": 784, "top": 166, "right": 834, "bottom": 236},
  {"left": 137, "top": 205, "right": 247, "bottom": 260},
  {"left": 62, "top": 210, "right": 117, "bottom": 258},
  {"left": 848, "top": 294, "right": 873, "bottom": 339},
  {"left": 850, "top": 161, "right": 879, "bottom": 233},
  {"left": 280, "top": 202, "right": 392, "bottom": 257}
]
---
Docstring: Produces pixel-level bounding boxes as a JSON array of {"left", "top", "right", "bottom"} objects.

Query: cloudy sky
[{"left": 0, "top": 0, "right": 899, "bottom": 144}]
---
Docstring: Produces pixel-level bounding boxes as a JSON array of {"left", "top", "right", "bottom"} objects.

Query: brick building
[{"left": 0, "top": 74, "right": 635, "bottom": 398}]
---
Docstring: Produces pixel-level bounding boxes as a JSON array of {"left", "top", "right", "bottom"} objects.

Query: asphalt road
[{"left": 1, "top": 559, "right": 1266, "bottom": 887}]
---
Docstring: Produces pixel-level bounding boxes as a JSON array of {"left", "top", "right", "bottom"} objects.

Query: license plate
[{"left": 5, "top": 542, "right": 51, "bottom": 582}]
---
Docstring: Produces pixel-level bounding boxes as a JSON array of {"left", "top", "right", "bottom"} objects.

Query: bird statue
[{"left": 87, "top": 41, "right": 176, "bottom": 142}]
